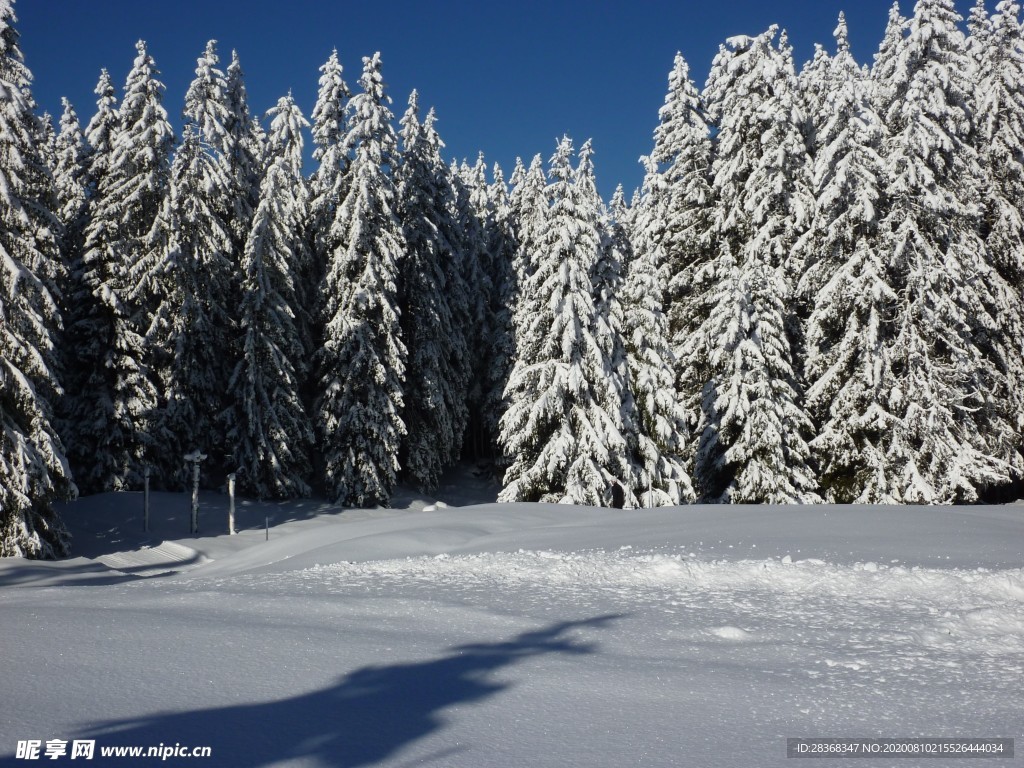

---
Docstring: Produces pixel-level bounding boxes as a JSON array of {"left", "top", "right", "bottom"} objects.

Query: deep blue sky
[{"left": 20, "top": 0, "right": 974, "bottom": 199}]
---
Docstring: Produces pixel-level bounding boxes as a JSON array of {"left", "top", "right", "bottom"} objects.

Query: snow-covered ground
[{"left": 1, "top": 467, "right": 1021, "bottom": 767}]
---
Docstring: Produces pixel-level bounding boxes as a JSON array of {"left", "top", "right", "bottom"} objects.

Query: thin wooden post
[
  {"left": 265, "top": 516, "right": 269, "bottom": 541},
  {"left": 227, "top": 473, "right": 236, "bottom": 535},
  {"left": 143, "top": 467, "right": 150, "bottom": 533},
  {"left": 184, "top": 451, "right": 207, "bottom": 535}
]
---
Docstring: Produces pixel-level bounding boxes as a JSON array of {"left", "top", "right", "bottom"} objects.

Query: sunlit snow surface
[{"left": 0, "top": 472, "right": 1021, "bottom": 767}]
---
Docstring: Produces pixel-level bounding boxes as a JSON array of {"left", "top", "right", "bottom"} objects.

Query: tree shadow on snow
[{"left": 0, "top": 615, "right": 621, "bottom": 767}]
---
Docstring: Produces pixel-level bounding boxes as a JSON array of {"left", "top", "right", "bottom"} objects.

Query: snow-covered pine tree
[
  {"left": 580, "top": 141, "right": 635, "bottom": 502},
  {"left": 183, "top": 41, "right": 228, "bottom": 151},
  {"left": 266, "top": 94, "right": 316, "bottom": 369},
  {"left": 800, "top": 15, "right": 902, "bottom": 502},
  {"left": 968, "top": 0, "right": 1024, "bottom": 459},
  {"left": 0, "top": 0, "right": 73, "bottom": 557},
  {"left": 686, "top": 28, "right": 819, "bottom": 503},
  {"left": 967, "top": 0, "right": 993, "bottom": 66},
  {"left": 314, "top": 53, "right": 406, "bottom": 507},
  {"left": 396, "top": 92, "right": 470, "bottom": 490},
  {"left": 146, "top": 125, "right": 235, "bottom": 481},
  {"left": 309, "top": 49, "right": 351, "bottom": 300},
  {"left": 50, "top": 99, "right": 89, "bottom": 431},
  {"left": 180, "top": 41, "right": 235, "bottom": 258},
  {"left": 632, "top": 52, "right": 713, "bottom": 445},
  {"left": 223, "top": 51, "right": 262, "bottom": 267},
  {"left": 69, "top": 40, "right": 173, "bottom": 491},
  {"left": 690, "top": 245, "right": 817, "bottom": 503},
  {"left": 498, "top": 137, "right": 629, "bottom": 506},
  {"left": 507, "top": 157, "right": 528, "bottom": 234},
  {"left": 878, "top": 0, "right": 1022, "bottom": 501},
  {"left": 456, "top": 155, "right": 499, "bottom": 457},
  {"left": 36, "top": 108, "right": 54, "bottom": 165},
  {"left": 81, "top": 69, "right": 118, "bottom": 200},
  {"left": 507, "top": 154, "right": 548, "bottom": 340},
  {"left": 871, "top": 2, "right": 908, "bottom": 115},
  {"left": 973, "top": 1, "right": 1024, "bottom": 292},
  {"left": 617, "top": 186, "right": 694, "bottom": 506},
  {"left": 0, "top": 20, "right": 62, "bottom": 300},
  {"left": 144, "top": 41, "right": 239, "bottom": 474},
  {"left": 480, "top": 163, "right": 518, "bottom": 451},
  {"left": 798, "top": 43, "right": 834, "bottom": 154},
  {"left": 223, "top": 95, "right": 314, "bottom": 499},
  {"left": 53, "top": 99, "right": 87, "bottom": 275},
  {"left": 110, "top": 41, "right": 175, "bottom": 327},
  {"left": 58, "top": 71, "right": 118, "bottom": 484}
]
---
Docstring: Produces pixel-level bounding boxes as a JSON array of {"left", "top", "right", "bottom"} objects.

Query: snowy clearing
[{"left": 0, "top": 476, "right": 1021, "bottom": 767}]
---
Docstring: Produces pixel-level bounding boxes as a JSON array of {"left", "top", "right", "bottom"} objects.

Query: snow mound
[
  {"left": 710, "top": 625, "right": 754, "bottom": 641},
  {"left": 97, "top": 541, "right": 208, "bottom": 577}
]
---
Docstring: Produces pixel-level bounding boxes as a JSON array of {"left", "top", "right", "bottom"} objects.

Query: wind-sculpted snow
[{"left": 306, "top": 548, "right": 1024, "bottom": 605}]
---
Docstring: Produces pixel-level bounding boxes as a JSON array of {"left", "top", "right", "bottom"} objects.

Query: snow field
[{"left": 1, "top": 494, "right": 1022, "bottom": 766}]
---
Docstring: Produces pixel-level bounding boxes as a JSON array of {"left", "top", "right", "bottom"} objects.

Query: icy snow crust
[{"left": 0, "top": 487, "right": 1021, "bottom": 767}]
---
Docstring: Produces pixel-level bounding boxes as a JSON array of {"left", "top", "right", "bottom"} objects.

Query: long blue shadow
[{"left": 0, "top": 615, "right": 621, "bottom": 767}]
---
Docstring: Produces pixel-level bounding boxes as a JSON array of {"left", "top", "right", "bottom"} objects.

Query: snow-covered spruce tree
[
  {"left": 580, "top": 141, "right": 635, "bottom": 502},
  {"left": 110, "top": 41, "right": 175, "bottom": 328},
  {"left": 53, "top": 99, "right": 88, "bottom": 277},
  {"left": 632, "top": 52, "right": 714, "bottom": 439},
  {"left": 308, "top": 49, "right": 351, "bottom": 299},
  {"left": 481, "top": 163, "right": 518, "bottom": 451},
  {"left": 799, "top": 16, "right": 902, "bottom": 502},
  {"left": 508, "top": 154, "right": 548, "bottom": 339},
  {"left": 973, "top": 2, "right": 1024, "bottom": 295},
  {"left": 395, "top": 93, "right": 470, "bottom": 490},
  {"left": 223, "top": 51, "right": 262, "bottom": 267},
  {"left": 0, "top": 19, "right": 62, "bottom": 300},
  {"left": 255, "top": 92, "right": 314, "bottom": 364},
  {"left": 797, "top": 42, "right": 834, "bottom": 153},
  {"left": 145, "top": 41, "right": 240, "bottom": 473},
  {"left": 0, "top": 0, "right": 73, "bottom": 557},
  {"left": 973, "top": 1, "right": 1024, "bottom": 450},
  {"left": 81, "top": 69, "right": 118, "bottom": 200},
  {"left": 871, "top": 3, "right": 908, "bottom": 115},
  {"left": 68, "top": 40, "right": 173, "bottom": 491},
  {"left": 498, "top": 137, "right": 629, "bottom": 506},
  {"left": 685, "top": 28, "right": 819, "bottom": 504},
  {"left": 617, "top": 187, "right": 694, "bottom": 506},
  {"left": 691, "top": 246, "right": 819, "bottom": 504},
  {"left": 455, "top": 155, "right": 499, "bottom": 458},
  {"left": 878, "top": 0, "right": 1022, "bottom": 501},
  {"left": 146, "top": 126, "right": 235, "bottom": 480},
  {"left": 314, "top": 53, "right": 406, "bottom": 507},
  {"left": 180, "top": 41, "right": 238, "bottom": 256},
  {"left": 36, "top": 108, "right": 54, "bottom": 169},
  {"left": 58, "top": 71, "right": 118, "bottom": 481},
  {"left": 967, "top": 0, "right": 994, "bottom": 66},
  {"left": 223, "top": 95, "right": 314, "bottom": 499},
  {"left": 50, "top": 99, "right": 88, "bottom": 422},
  {"left": 183, "top": 41, "right": 228, "bottom": 152}
]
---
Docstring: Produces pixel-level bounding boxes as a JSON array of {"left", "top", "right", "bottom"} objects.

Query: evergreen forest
[{"left": 3, "top": 0, "right": 1023, "bottom": 558}]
